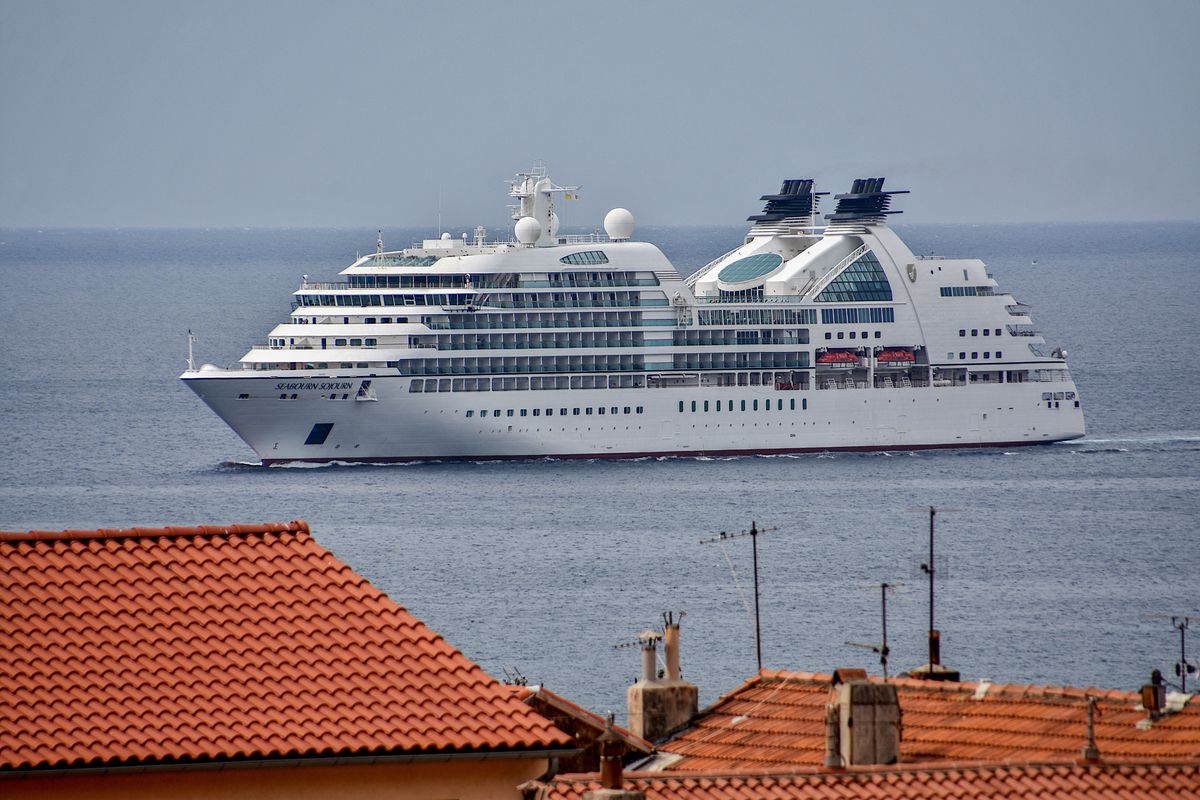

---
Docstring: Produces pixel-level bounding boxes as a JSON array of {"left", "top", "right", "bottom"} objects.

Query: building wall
[{"left": 2, "top": 756, "right": 549, "bottom": 800}]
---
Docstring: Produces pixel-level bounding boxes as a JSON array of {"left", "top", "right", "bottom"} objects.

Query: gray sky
[{"left": 2, "top": 0, "right": 1198, "bottom": 227}]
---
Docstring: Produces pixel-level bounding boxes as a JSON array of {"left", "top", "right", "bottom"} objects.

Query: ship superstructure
[{"left": 181, "top": 167, "right": 1084, "bottom": 463}]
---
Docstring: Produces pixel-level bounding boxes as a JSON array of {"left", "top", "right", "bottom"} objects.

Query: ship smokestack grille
[
  {"left": 826, "top": 177, "right": 910, "bottom": 222},
  {"left": 747, "top": 177, "right": 828, "bottom": 222}
]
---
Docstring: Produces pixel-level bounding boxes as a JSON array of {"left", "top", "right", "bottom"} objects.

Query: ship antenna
[
  {"left": 700, "top": 520, "right": 779, "bottom": 673},
  {"left": 186, "top": 329, "right": 196, "bottom": 372},
  {"left": 377, "top": 229, "right": 384, "bottom": 255}
]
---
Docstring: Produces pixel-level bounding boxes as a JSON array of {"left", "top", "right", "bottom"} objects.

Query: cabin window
[
  {"left": 959, "top": 329, "right": 966, "bottom": 337},
  {"left": 335, "top": 338, "right": 347, "bottom": 346},
  {"left": 679, "top": 401, "right": 684, "bottom": 412},
  {"left": 466, "top": 410, "right": 474, "bottom": 417}
]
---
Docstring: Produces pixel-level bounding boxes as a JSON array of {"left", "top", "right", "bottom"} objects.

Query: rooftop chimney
[
  {"left": 583, "top": 715, "right": 645, "bottom": 800},
  {"left": 1141, "top": 669, "right": 1167, "bottom": 720},
  {"left": 626, "top": 612, "right": 698, "bottom": 742},
  {"left": 830, "top": 669, "right": 901, "bottom": 766}
]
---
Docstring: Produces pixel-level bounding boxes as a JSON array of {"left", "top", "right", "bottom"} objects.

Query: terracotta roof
[
  {"left": 528, "top": 762, "right": 1200, "bottom": 800},
  {"left": 0, "top": 521, "right": 572, "bottom": 771},
  {"left": 658, "top": 670, "right": 1200, "bottom": 772},
  {"left": 510, "top": 685, "right": 654, "bottom": 755}
]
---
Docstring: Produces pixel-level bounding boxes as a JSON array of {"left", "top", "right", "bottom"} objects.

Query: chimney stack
[
  {"left": 830, "top": 668, "right": 901, "bottom": 766},
  {"left": 1141, "top": 669, "right": 1167, "bottom": 721},
  {"left": 626, "top": 612, "right": 698, "bottom": 742},
  {"left": 583, "top": 715, "right": 645, "bottom": 800}
]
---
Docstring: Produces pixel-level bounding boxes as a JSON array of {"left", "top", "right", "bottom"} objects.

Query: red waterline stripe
[{"left": 260, "top": 436, "right": 1082, "bottom": 466}]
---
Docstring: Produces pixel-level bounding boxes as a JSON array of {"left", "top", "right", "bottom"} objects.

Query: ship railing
[
  {"left": 554, "top": 233, "right": 611, "bottom": 245},
  {"left": 685, "top": 245, "right": 744, "bottom": 288},
  {"left": 803, "top": 243, "right": 870, "bottom": 298},
  {"left": 692, "top": 295, "right": 808, "bottom": 304},
  {"left": 1006, "top": 324, "right": 1040, "bottom": 337},
  {"left": 299, "top": 280, "right": 349, "bottom": 290},
  {"left": 1006, "top": 303, "right": 1033, "bottom": 316}
]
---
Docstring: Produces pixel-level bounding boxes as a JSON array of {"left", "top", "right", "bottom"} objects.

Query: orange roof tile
[
  {"left": 658, "top": 670, "right": 1200, "bottom": 772},
  {"left": 0, "top": 521, "right": 572, "bottom": 771},
  {"left": 528, "top": 763, "right": 1200, "bottom": 800},
  {"left": 510, "top": 685, "right": 653, "bottom": 756}
]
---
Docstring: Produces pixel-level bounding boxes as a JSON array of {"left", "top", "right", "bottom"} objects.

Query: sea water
[{"left": 0, "top": 223, "right": 1197, "bottom": 715}]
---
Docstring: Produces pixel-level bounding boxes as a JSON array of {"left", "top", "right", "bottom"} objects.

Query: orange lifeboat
[
  {"left": 876, "top": 349, "right": 915, "bottom": 365},
  {"left": 816, "top": 350, "right": 858, "bottom": 366}
]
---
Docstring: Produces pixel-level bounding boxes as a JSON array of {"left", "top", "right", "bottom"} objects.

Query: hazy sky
[{"left": 2, "top": 0, "right": 1198, "bottom": 227}]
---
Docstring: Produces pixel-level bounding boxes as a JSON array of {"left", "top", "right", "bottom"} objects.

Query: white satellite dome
[
  {"left": 604, "top": 208, "right": 635, "bottom": 241},
  {"left": 514, "top": 216, "right": 541, "bottom": 244},
  {"left": 440, "top": 232, "right": 451, "bottom": 240},
  {"left": 549, "top": 210, "right": 560, "bottom": 238}
]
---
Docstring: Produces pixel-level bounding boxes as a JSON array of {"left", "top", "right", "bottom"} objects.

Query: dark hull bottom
[{"left": 259, "top": 436, "right": 1083, "bottom": 466}]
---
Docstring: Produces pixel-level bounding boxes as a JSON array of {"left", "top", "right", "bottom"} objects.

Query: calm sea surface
[{"left": 1, "top": 223, "right": 1197, "bottom": 716}]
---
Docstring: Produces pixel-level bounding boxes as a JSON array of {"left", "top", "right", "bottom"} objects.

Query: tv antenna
[
  {"left": 907, "top": 506, "right": 960, "bottom": 668},
  {"left": 846, "top": 582, "right": 901, "bottom": 679},
  {"left": 614, "top": 628, "right": 665, "bottom": 681},
  {"left": 501, "top": 666, "right": 527, "bottom": 686},
  {"left": 700, "top": 521, "right": 778, "bottom": 673},
  {"left": 1146, "top": 614, "right": 1199, "bottom": 692}
]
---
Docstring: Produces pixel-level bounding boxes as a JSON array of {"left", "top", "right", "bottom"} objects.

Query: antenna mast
[
  {"left": 1172, "top": 616, "right": 1197, "bottom": 693},
  {"left": 700, "top": 520, "right": 777, "bottom": 673},
  {"left": 846, "top": 582, "right": 899, "bottom": 679}
]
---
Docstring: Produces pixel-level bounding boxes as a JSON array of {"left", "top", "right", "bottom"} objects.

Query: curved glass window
[
  {"left": 560, "top": 250, "right": 609, "bottom": 265},
  {"left": 816, "top": 251, "right": 892, "bottom": 302},
  {"left": 717, "top": 253, "right": 783, "bottom": 283}
]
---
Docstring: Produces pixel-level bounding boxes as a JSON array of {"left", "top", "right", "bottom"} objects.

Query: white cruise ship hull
[
  {"left": 184, "top": 374, "right": 1084, "bottom": 464},
  {"left": 181, "top": 170, "right": 1088, "bottom": 463}
]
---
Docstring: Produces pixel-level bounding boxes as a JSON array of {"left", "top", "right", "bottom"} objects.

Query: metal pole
[
  {"left": 1179, "top": 617, "right": 1189, "bottom": 694},
  {"left": 881, "top": 582, "right": 890, "bottom": 679},
  {"left": 928, "top": 506, "right": 938, "bottom": 666},
  {"left": 751, "top": 520, "right": 762, "bottom": 673}
]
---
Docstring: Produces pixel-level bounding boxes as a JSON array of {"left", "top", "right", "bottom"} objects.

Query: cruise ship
[{"left": 181, "top": 168, "right": 1084, "bottom": 463}]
